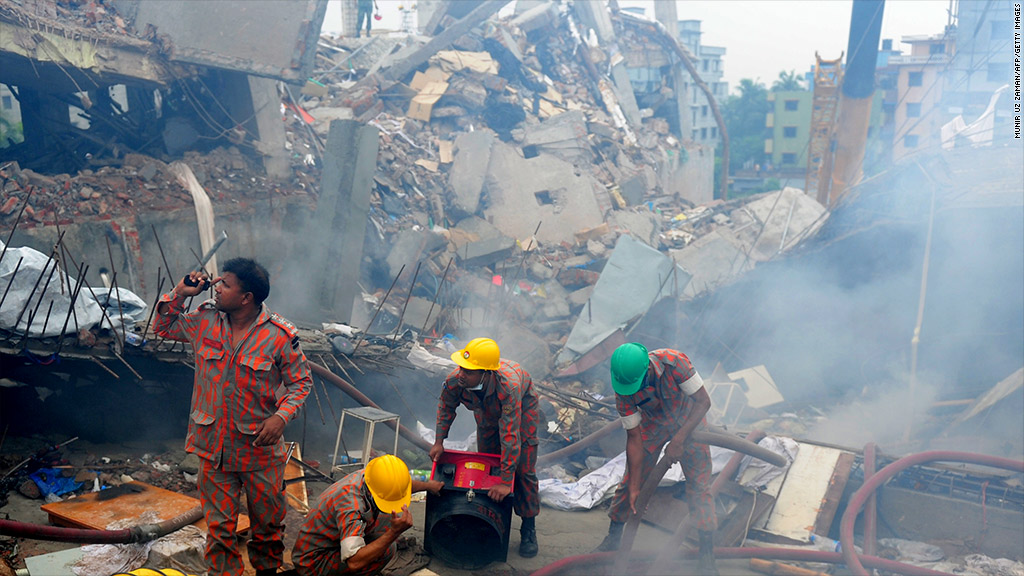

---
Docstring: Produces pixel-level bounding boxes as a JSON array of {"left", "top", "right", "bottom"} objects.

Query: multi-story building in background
[
  {"left": 677, "top": 20, "right": 728, "bottom": 148},
  {"left": 888, "top": 33, "right": 954, "bottom": 160},
  {"left": 943, "top": 0, "right": 1016, "bottom": 136},
  {"left": 765, "top": 90, "right": 813, "bottom": 170}
]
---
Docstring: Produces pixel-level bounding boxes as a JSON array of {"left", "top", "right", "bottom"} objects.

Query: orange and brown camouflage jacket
[{"left": 155, "top": 293, "right": 311, "bottom": 471}]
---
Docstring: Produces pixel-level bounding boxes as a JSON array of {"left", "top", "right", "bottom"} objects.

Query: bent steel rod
[
  {"left": 353, "top": 264, "right": 405, "bottom": 351},
  {"left": 389, "top": 261, "right": 421, "bottom": 352},
  {"left": 0, "top": 257, "right": 23, "bottom": 313},
  {"left": 55, "top": 265, "right": 89, "bottom": 355},
  {"left": 13, "top": 230, "right": 64, "bottom": 330}
]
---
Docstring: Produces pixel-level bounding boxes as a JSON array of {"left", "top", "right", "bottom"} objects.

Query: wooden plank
[
  {"left": 41, "top": 481, "right": 249, "bottom": 533},
  {"left": 813, "top": 451, "right": 855, "bottom": 536},
  {"left": 757, "top": 443, "right": 844, "bottom": 542}
]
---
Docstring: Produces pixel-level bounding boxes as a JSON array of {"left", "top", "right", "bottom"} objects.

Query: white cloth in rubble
[{"left": 538, "top": 435, "right": 795, "bottom": 511}]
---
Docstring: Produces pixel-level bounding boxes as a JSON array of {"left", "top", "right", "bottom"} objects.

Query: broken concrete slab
[
  {"left": 607, "top": 209, "right": 661, "bottom": 247},
  {"left": 669, "top": 229, "right": 751, "bottom": 300},
  {"left": 559, "top": 235, "right": 690, "bottom": 363},
  {"left": 385, "top": 228, "right": 448, "bottom": 281},
  {"left": 449, "top": 130, "right": 496, "bottom": 217},
  {"left": 483, "top": 140, "right": 605, "bottom": 245},
  {"left": 730, "top": 187, "right": 827, "bottom": 262},
  {"left": 400, "top": 296, "right": 443, "bottom": 333},
  {"left": 520, "top": 110, "right": 589, "bottom": 163},
  {"left": 456, "top": 235, "right": 516, "bottom": 268}
]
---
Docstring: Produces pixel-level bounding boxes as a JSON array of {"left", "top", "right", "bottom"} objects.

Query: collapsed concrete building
[{"left": 1, "top": 0, "right": 1022, "bottom": 575}]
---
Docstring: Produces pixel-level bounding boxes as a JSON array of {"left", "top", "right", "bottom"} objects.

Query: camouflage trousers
[
  {"left": 198, "top": 457, "right": 287, "bottom": 575},
  {"left": 477, "top": 436, "right": 539, "bottom": 519},
  {"left": 607, "top": 430, "right": 717, "bottom": 531}
]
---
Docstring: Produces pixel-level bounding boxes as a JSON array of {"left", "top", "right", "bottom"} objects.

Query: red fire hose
[
  {"left": 0, "top": 506, "right": 202, "bottom": 544},
  {"left": 839, "top": 451, "right": 1024, "bottom": 576}
]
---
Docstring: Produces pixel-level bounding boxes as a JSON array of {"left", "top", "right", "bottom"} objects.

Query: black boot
[
  {"left": 519, "top": 516, "right": 539, "bottom": 557},
  {"left": 697, "top": 529, "right": 720, "bottom": 576},
  {"left": 593, "top": 520, "right": 624, "bottom": 552}
]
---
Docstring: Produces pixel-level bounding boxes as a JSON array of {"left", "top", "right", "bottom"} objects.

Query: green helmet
[{"left": 610, "top": 342, "right": 650, "bottom": 396}]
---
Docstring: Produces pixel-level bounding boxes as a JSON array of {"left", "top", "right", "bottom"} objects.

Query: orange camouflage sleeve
[
  {"left": 153, "top": 292, "right": 203, "bottom": 343},
  {"left": 496, "top": 371, "right": 524, "bottom": 484},
  {"left": 273, "top": 325, "right": 311, "bottom": 425}
]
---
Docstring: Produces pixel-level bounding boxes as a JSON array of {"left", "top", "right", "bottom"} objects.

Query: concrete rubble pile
[{"left": 297, "top": 4, "right": 828, "bottom": 386}]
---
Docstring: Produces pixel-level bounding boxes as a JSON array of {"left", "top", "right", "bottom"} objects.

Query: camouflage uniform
[
  {"left": 155, "top": 294, "right": 311, "bottom": 575},
  {"left": 608, "top": 349, "right": 716, "bottom": 531},
  {"left": 435, "top": 359, "right": 540, "bottom": 518},
  {"left": 292, "top": 470, "right": 393, "bottom": 576}
]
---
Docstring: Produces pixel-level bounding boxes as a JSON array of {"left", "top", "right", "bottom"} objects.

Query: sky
[{"left": 323, "top": 0, "right": 953, "bottom": 94}]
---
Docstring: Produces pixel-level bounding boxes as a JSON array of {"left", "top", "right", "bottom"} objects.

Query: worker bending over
[
  {"left": 430, "top": 337, "right": 541, "bottom": 557},
  {"left": 291, "top": 454, "right": 442, "bottom": 576},
  {"left": 595, "top": 342, "right": 719, "bottom": 576}
]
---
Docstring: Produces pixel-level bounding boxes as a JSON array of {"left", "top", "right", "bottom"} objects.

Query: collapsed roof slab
[
  {"left": 483, "top": 140, "right": 606, "bottom": 246},
  {"left": 0, "top": 11, "right": 172, "bottom": 90},
  {"left": 110, "top": 0, "right": 328, "bottom": 83}
]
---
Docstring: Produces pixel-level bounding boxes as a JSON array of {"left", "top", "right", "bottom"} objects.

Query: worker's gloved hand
[
  {"left": 488, "top": 484, "right": 512, "bottom": 502},
  {"left": 429, "top": 441, "right": 445, "bottom": 462},
  {"left": 253, "top": 414, "right": 286, "bottom": 446},
  {"left": 388, "top": 505, "right": 414, "bottom": 535}
]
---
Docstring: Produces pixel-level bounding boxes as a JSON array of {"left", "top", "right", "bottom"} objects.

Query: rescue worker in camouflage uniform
[
  {"left": 595, "top": 342, "right": 719, "bottom": 576},
  {"left": 292, "top": 454, "right": 443, "bottom": 576},
  {"left": 429, "top": 337, "right": 541, "bottom": 557},
  {"left": 156, "top": 258, "right": 311, "bottom": 576}
]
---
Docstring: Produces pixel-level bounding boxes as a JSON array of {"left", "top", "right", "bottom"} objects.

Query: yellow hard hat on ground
[
  {"left": 451, "top": 337, "right": 500, "bottom": 371},
  {"left": 364, "top": 454, "right": 412, "bottom": 514}
]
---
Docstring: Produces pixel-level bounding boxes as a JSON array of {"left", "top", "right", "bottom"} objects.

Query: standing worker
[
  {"left": 155, "top": 258, "right": 311, "bottom": 576},
  {"left": 356, "top": 0, "right": 377, "bottom": 38},
  {"left": 292, "top": 454, "right": 443, "bottom": 576},
  {"left": 429, "top": 337, "right": 541, "bottom": 557},
  {"left": 594, "top": 342, "right": 719, "bottom": 576}
]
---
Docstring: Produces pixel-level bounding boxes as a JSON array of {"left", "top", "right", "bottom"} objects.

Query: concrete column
[
  {"left": 340, "top": 0, "right": 358, "bottom": 38},
  {"left": 653, "top": 1, "right": 689, "bottom": 140},
  {"left": 572, "top": 0, "right": 642, "bottom": 128},
  {"left": 246, "top": 76, "right": 291, "bottom": 180},
  {"left": 309, "top": 119, "right": 379, "bottom": 323},
  {"left": 217, "top": 71, "right": 290, "bottom": 181}
]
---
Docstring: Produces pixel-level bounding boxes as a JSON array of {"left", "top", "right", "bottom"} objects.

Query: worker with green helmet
[
  {"left": 291, "top": 454, "right": 442, "bottom": 576},
  {"left": 595, "top": 342, "right": 719, "bottom": 576},
  {"left": 430, "top": 337, "right": 542, "bottom": 558}
]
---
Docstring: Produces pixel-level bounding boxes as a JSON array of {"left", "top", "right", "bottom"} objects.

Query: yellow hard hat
[
  {"left": 451, "top": 337, "right": 501, "bottom": 371},
  {"left": 364, "top": 454, "right": 412, "bottom": 514}
]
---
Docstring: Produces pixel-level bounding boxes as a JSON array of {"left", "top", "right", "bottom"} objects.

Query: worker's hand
[
  {"left": 429, "top": 441, "right": 445, "bottom": 462},
  {"left": 488, "top": 484, "right": 512, "bottom": 502},
  {"left": 388, "top": 505, "right": 414, "bottom": 535},
  {"left": 628, "top": 487, "right": 640, "bottom": 516},
  {"left": 253, "top": 414, "right": 286, "bottom": 446},
  {"left": 174, "top": 271, "right": 214, "bottom": 298},
  {"left": 664, "top": 439, "right": 686, "bottom": 463},
  {"left": 425, "top": 480, "right": 444, "bottom": 496}
]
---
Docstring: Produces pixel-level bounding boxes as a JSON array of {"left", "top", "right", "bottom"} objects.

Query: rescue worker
[
  {"left": 356, "top": 0, "right": 377, "bottom": 38},
  {"left": 291, "top": 455, "right": 442, "bottom": 576},
  {"left": 429, "top": 337, "right": 541, "bottom": 557},
  {"left": 155, "top": 258, "right": 311, "bottom": 576},
  {"left": 595, "top": 342, "right": 719, "bottom": 576}
]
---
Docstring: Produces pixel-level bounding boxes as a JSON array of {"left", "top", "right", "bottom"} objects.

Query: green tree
[
  {"left": 772, "top": 70, "right": 805, "bottom": 91},
  {"left": 720, "top": 78, "right": 770, "bottom": 177}
]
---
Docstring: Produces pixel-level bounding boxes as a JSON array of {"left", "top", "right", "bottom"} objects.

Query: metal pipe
[{"left": 309, "top": 361, "right": 433, "bottom": 453}]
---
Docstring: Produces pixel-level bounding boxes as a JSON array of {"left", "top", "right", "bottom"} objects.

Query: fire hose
[
  {"left": 839, "top": 450, "right": 1024, "bottom": 576},
  {"left": 0, "top": 506, "right": 201, "bottom": 544}
]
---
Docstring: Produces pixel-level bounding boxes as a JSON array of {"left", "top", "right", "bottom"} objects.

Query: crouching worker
[{"left": 291, "top": 455, "right": 443, "bottom": 576}]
